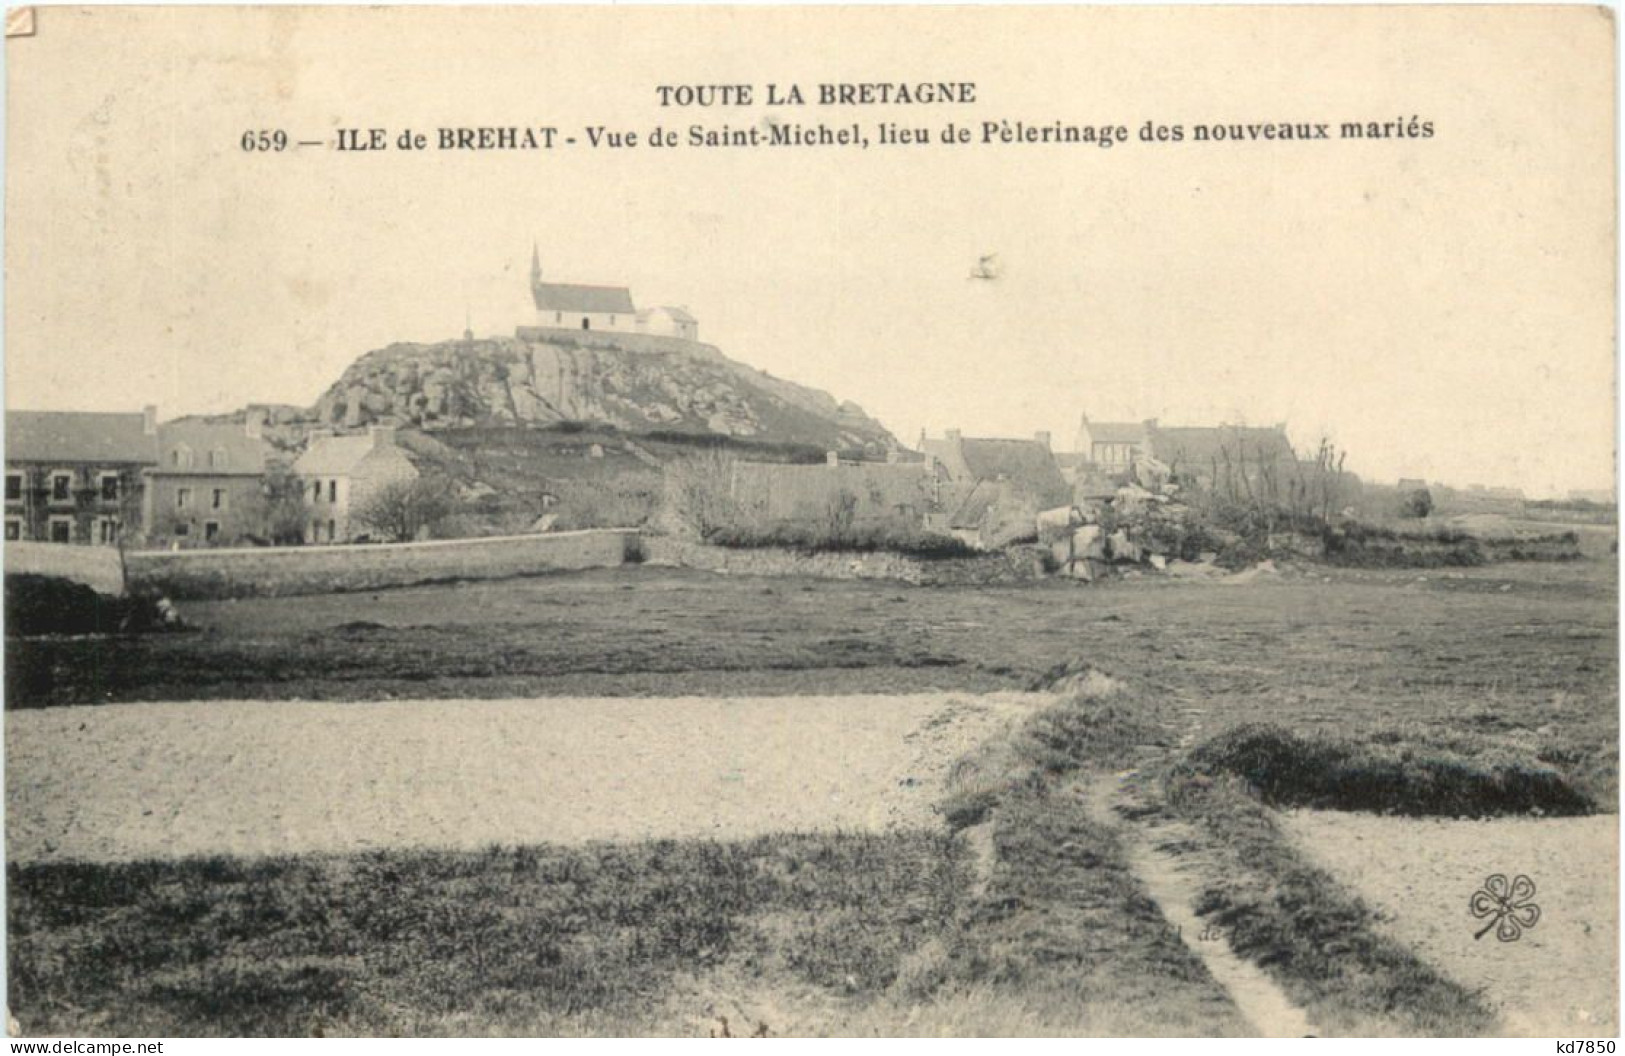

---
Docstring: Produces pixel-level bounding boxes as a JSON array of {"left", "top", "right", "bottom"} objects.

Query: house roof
[
  {"left": 653, "top": 305, "right": 697, "bottom": 324},
  {"left": 532, "top": 282, "right": 636, "bottom": 314},
  {"left": 292, "top": 433, "right": 416, "bottom": 478},
  {"left": 153, "top": 421, "right": 271, "bottom": 475},
  {"left": 957, "top": 437, "right": 1070, "bottom": 504},
  {"left": 1087, "top": 421, "right": 1149, "bottom": 444},
  {"left": 5, "top": 411, "right": 157, "bottom": 464},
  {"left": 1149, "top": 426, "right": 1295, "bottom": 469}
]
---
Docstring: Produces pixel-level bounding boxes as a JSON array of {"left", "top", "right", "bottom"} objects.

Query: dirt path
[
  {"left": 1084, "top": 770, "right": 1319, "bottom": 1038},
  {"left": 7, "top": 692, "right": 1045, "bottom": 863}
]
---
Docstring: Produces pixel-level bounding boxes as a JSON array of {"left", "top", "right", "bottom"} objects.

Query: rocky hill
[{"left": 308, "top": 331, "right": 896, "bottom": 453}]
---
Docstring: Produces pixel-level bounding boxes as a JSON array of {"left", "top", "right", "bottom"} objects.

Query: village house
[
  {"left": 528, "top": 246, "right": 699, "bottom": 340},
  {"left": 292, "top": 425, "right": 419, "bottom": 544},
  {"left": 919, "top": 429, "right": 1070, "bottom": 547},
  {"left": 1070, "top": 413, "right": 1298, "bottom": 488},
  {"left": 4, "top": 407, "right": 159, "bottom": 544},
  {"left": 1073, "top": 415, "right": 1152, "bottom": 476},
  {"left": 143, "top": 413, "right": 276, "bottom": 547}
]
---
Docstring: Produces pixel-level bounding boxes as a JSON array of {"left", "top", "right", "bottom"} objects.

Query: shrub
[
  {"left": 5, "top": 575, "right": 175, "bottom": 637},
  {"left": 548, "top": 472, "right": 661, "bottom": 530},
  {"left": 1176, "top": 723, "right": 1593, "bottom": 817},
  {"left": 702, "top": 522, "right": 980, "bottom": 560},
  {"left": 1399, "top": 487, "right": 1434, "bottom": 519}
]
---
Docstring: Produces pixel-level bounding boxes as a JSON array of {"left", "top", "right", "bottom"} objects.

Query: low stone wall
[
  {"left": 126, "top": 529, "right": 637, "bottom": 600},
  {"left": 513, "top": 327, "right": 723, "bottom": 360},
  {"left": 644, "top": 536, "right": 1044, "bottom": 586},
  {"left": 5, "top": 542, "right": 126, "bottom": 596}
]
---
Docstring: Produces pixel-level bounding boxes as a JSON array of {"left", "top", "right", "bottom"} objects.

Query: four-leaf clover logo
[{"left": 1470, "top": 873, "right": 1540, "bottom": 942}]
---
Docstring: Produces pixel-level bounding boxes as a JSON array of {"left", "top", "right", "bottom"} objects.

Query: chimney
[
  {"left": 142, "top": 404, "right": 158, "bottom": 436},
  {"left": 1034, "top": 430, "right": 1051, "bottom": 448},
  {"left": 369, "top": 424, "right": 398, "bottom": 450},
  {"left": 244, "top": 407, "right": 266, "bottom": 440},
  {"left": 825, "top": 450, "right": 839, "bottom": 467}
]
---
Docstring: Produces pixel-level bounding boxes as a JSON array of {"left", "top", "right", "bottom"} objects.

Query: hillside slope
[{"left": 311, "top": 332, "right": 895, "bottom": 453}]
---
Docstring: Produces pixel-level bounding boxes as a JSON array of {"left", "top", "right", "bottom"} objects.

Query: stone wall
[
  {"left": 644, "top": 536, "right": 1044, "bottom": 586},
  {"left": 5, "top": 542, "right": 127, "bottom": 596},
  {"left": 126, "top": 529, "right": 636, "bottom": 600},
  {"left": 513, "top": 327, "right": 724, "bottom": 360}
]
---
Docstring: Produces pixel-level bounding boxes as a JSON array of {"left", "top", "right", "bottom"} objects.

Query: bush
[
  {"left": 548, "top": 472, "right": 661, "bottom": 530},
  {"left": 703, "top": 522, "right": 981, "bottom": 560},
  {"left": 1399, "top": 487, "right": 1434, "bottom": 519},
  {"left": 1177, "top": 723, "right": 1593, "bottom": 817},
  {"left": 5, "top": 575, "right": 175, "bottom": 637}
]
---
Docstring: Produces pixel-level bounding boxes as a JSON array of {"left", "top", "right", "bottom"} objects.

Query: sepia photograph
[{"left": 1, "top": 3, "right": 1618, "bottom": 1041}]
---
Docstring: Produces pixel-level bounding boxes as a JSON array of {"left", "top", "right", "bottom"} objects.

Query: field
[{"left": 6, "top": 555, "right": 1618, "bottom": 1036}]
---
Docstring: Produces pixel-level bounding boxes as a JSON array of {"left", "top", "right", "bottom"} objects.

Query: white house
[{"left": 292, "top": 425, "right": 419, "bottom": 543}]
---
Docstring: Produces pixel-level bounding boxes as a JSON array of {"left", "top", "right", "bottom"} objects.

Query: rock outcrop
[{"left": 308, "top": 332, "right": 896, "bottom": 453}]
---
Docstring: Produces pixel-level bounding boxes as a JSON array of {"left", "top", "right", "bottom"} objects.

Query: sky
[{"left": 5, "top": 5, "right": 1616, "bottom": 497}]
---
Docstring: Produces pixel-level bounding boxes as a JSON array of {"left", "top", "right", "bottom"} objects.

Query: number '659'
[{"left": 240, "top": 130, "right": 287, "bottom": 152}]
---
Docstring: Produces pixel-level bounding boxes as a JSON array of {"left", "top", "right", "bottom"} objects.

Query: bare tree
[{"left": 355, "top": 476, "right": 453, "bottom": 542}]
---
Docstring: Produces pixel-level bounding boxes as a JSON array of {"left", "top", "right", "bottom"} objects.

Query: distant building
[
  {"left": 919, "top": 429, "right": 1070, "bottom": 547},
  {"left": 1072, "top": 412, "right": 1297, "bottom": 487},
  {"left": 4, "top": 407, "right": 159, "bottom": 545},
  {"left": 528, "top": 245, "right": 698, "bottom": 340},
  {"left": 144, "top": 413, "right": 275, "bottom": 547},
  {"left": 1147, "top": 424, "right": 1297, "bottom": 486},
  {"left": 1074, "top": 415, "right": 1152, "bottom": 476},
  {"left": 292, "top": 425, "right": 419, "bottom": 544}
]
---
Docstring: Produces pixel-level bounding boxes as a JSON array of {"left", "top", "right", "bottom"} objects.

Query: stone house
[
  {"left": 919, "top": 430, "right": 1070, "bottom": 547},
  {"left": 636, "top": 306, "right": 699, "bottom": 341},
  {"left": 4, "top": 407, "right": 158, "bottom": 545},
  {"left": 292, "top": 425, "right": 419, "bottom": 543},
  {"left": 143, "top": 415, "right": 276, "bottom": 547},
  {"left": 1073, "top": 415, "right": 1152, "bottom": 476},
  {"left": 1071, "top": 413, "right": 1297, "bottom": 488}
]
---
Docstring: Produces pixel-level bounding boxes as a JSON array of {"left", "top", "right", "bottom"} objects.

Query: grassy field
[
  {"left": 9, "top": 690, "right": 1253, "bottom": 1037},
  {"left": 10, "top": 558, "right": 1616, "bottom": 800},
  {"left": 6, "top": 554, "right": 1616, "bottom": 1035}
]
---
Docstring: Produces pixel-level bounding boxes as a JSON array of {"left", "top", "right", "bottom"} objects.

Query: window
[
  {"left": 328, "top": 480, "right": 337, "bottom": 503},
  {"left": 204, "top": 521, "right": 220, "bottom": 542},
  {"left": 50, "top": 473, "right": 72, "bottom": 503},
  {"left": 100, "top": 473, "right": 120, "bottom": 502},
  {"left": 96, "top": 518, "right": 119, "bottom": 546},
  {"left": 209, "top": 448, "right": 229, "bottom": 470},
  {"left": 310, "top": 521, "right": 322, "bottom": 543},
  {"left": 4, "top": 518, "right": 21, "bottom": 541},
  {"left": 172, "top": 444, "right": 194, "bottom": 470},
  {"left": 328, "top": 519, "right": 336, "bottom": 541},
  {"left": 212, "top": 488, "right": 227, "bottom": 510},
  {"left": 48, "top": 517, "right": 72, "bottom": 544},
  {"left": 311, "top": 480, "right": 322, "bottom": 502},
  {"left": 554, "top": 311, "right": 562, "bottom": 324},
  {"left": 176, "top": 487, "right": 192, "bottom": 509},
  {"left": 5, "top": 473, "right": 21, "bottom": 502},
  {"left": 174, "top": 523, "right": 190, "bottom": 537}
]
